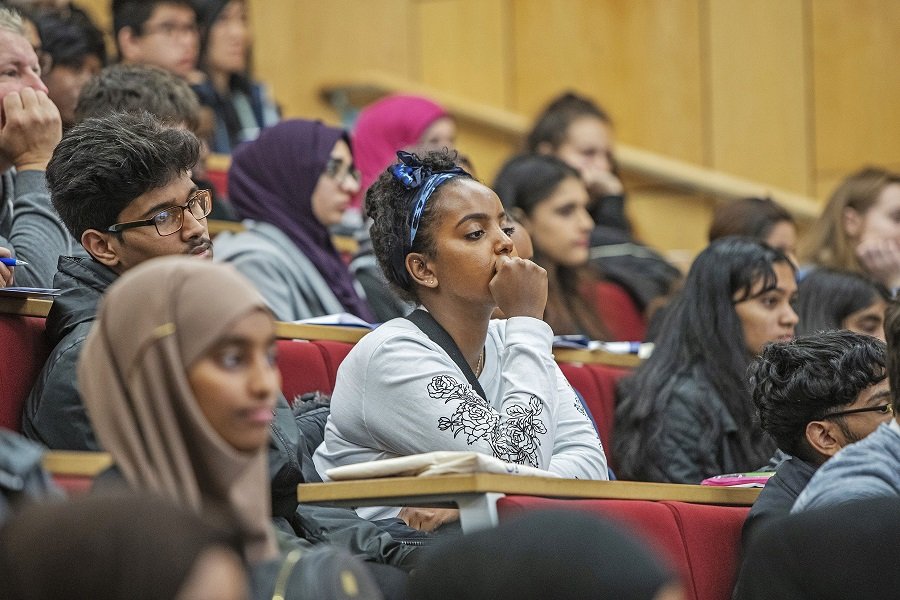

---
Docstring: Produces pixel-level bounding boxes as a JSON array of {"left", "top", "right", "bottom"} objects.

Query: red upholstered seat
[
  {"left": 662, "top": 501, "right": 749, "bottom": 600},
  {"left": 206, "top": 166, "right": 229, "bottom": 199},
  {"left": 588, "top": 280, "right": 647, "bottom": 341},
  {"left": 558, "top": 361, "right": 605, "bottom": 435},
  {"left": 51, "top": 474, "right": 95, "bottom": 496},
  {"left": 497, "top": 496, "right": 695, "bottom": 598},
  {"left": 498, "top": 495, "right": 750, "bottom": 600},
  {"left": 584, "top": 363, "right": 630, "bottom": 470},
  {"left": 558, "top": 362, "right": 630, "bottom": 470},
  {"left": 0, "top": 315, "right": 49, "bottom": 432},
  {"left": 275, "top": 339, "right": 332, "bottom": 404},
  {"left": 311, "top": 340, "right": 354, "bottom": 390}
]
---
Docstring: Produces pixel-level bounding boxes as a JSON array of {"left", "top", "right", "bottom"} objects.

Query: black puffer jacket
[{"left": 22, "top": 256, "right": 118, "bottom": 451}]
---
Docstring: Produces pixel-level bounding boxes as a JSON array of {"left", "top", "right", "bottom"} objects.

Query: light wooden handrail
[
  {"left": 299, "top": 473, "right": 760, "bottom": 507},
  {"left": 43, "top": 451, "right": 112, "bottom": 477},
  {"left": 321, "top": 71, "right": 821, "bottom": 220}
]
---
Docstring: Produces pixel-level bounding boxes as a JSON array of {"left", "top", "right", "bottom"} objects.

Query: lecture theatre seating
[
  {"left": 3, "top": 308, "right": 751, "bottom": 599},
  {"left": 1, "top": 311, "right": 630, "bottom": 476},
  {"left": 497, "top": 495, "right": 748, "bottom": 600},
  {"left": 0, "top": 314, "right": 50, "bottom": 432}
]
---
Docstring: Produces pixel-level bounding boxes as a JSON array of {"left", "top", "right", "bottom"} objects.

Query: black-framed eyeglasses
[
  {"left": 822, "top": 403, "right": 894, "bottom": 419},
  {"left": 107, "top": 189, "right": 212, "bottom": 237},
  {"left": 324, "top": 157, "right": 360, "bottom": 185}
]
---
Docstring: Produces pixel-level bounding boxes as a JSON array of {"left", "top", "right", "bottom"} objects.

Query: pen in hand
[{"left": 0, "top": 258, "right": 28, "bottom": 267}]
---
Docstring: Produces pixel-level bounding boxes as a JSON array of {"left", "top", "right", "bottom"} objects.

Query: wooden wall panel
[
  {"left": 706, "top": 0, "right": 811, "bottom": 195},
  {"left": 249, "top": 0, "right": 414, "bottom": 122},
  {"left": 511, "top": 0, "right": 705, "bottom": 165},
  {"left": 810, "top": 0, "right": 900, "bottom": 198},
  {"left": 413, "top": 0, "right": 515, "bottom": 181}
]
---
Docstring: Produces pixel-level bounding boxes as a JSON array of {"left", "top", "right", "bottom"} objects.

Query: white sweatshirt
[{"left": 313, "top": 316, "right": 609, "bottom": 519}]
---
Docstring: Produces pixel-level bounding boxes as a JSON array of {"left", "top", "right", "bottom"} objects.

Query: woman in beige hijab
[
  {"left": 79, "top": 256, "right": 280, "bottom": 563},
  {"left": 78, "top": 257, "right": 383, "bottom": 599}
]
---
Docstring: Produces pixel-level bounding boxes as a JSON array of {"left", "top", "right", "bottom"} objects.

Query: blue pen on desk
[{"left": 0, "top": 258, "right": 28, "bottom": 267}]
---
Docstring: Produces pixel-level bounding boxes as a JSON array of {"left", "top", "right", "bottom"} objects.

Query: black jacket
[
  {"left": 742, "top": 454, "right": 817, "bottom": 545},
  {"left": 615, "top": 366, "right": 775, "bottom": 483},
  {"left": 22, "top": 256, "right": 118, "bottom": 451}
]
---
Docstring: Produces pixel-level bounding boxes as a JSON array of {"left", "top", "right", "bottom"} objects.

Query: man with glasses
[
  {"left": 743, "top": 330, "right": 892, "bottom": 539},
  {"left": 112, "top": 0, "right": 198, "bottom": 79},
  {"left": 791, "top": 315, "right": 900, "bottom": 513},
  {"left": 0, "top": 6, "right": 66, "bottom": 288},
  {"left": 22, "top": 111, "right": 213, "bottom": 450}
]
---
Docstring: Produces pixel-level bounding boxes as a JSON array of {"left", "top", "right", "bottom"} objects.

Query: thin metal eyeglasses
[
  {"left": 822, "top": 403, "right": 894, "bottom": 419},
  {"left": 106, "top": 189, "right": 212, "bottom": 237},
  {"left": 325, "top": 157, "right": 360, "bottom": 185}
]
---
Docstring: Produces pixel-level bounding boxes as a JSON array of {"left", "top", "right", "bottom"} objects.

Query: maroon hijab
[{"left": 228, "top": 119, "right": 374, "bottom": 321}]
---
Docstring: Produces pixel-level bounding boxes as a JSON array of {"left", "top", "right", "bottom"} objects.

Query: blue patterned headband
[
  {"left": 388, "top": 151, "right": 469, "bottom": 286},
  {"left": 390, "top": 151, "right": 469, "bottom": 246}
]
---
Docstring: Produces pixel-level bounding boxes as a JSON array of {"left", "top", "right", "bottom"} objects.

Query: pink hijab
[{"left": 352, "top": 94, "right": 448, "bottom": 207}]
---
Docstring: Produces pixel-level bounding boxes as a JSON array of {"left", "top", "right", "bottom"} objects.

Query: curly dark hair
[
  {"left": 365, "top": 150, "right": 473, "bottom": 302},
  {"left": 749, "top": 330, "right": 886, "bottom": 462}
]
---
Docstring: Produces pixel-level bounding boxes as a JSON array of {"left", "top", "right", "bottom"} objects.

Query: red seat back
[
  {"left": 497, "top": 496, "right": 695, "bottom": 598},
  {"left": 558, "top": 362, "right": 629, "bottom": 470},
  {"left": 0, "top": 315, "right": 49, "bottom": 432},
  {"left": 311, "top": 340, "right": 354, "bottom": 390},
  {"left": 590, "top": 280, "right": 647, "bottom": 341},
  {"left": 275, "top": 339, "right": 332, "bottom": 404},
  {"left": 662, "top": 501, "right": 749, "bottom": 600}
]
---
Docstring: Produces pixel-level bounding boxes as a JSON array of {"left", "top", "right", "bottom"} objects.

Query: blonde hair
[
  {"left": 801, "top": 167, "right": 900, "bottom": 271},
  {"left": 0, "top": 7, "right": 25, "bottom": 36}
]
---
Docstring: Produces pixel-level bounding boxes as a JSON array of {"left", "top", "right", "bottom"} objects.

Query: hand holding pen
[{"left": 0, "top": 253, "right": 27, "bottom": 287}]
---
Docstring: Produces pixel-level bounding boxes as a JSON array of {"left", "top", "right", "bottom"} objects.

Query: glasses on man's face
[
  {"left": 324, "top": 157, "right": 360, "bottom": 186},
  {"left": 822, "top": 403, "right": 894, "bottom": 420},
  {"left": 107, "top": 189, "right": 212, "bottom": 237},
  {"left": 140, "top": 20, "right": 199, "bottom": 39}
]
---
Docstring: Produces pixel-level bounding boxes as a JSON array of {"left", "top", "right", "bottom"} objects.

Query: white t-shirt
[{"left": 313, "top": 316, "right": 609, "bottom": 519}]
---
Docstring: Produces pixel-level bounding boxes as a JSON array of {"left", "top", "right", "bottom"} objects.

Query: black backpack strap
[{"left": 405, "top": 309, "right": 487, "bottom": 401}]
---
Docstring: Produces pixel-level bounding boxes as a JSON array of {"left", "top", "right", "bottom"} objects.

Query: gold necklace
[{"left": 475, "top": 347, "right": 485, "bottom": 377}]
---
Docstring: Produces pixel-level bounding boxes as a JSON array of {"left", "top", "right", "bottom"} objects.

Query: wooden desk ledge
[
  {"left": 1, "top": 298, "right": 640, "bottom": 366},
  {"left": 43, "top": 451, "right": 112, "bottom": 477},
  {"left": 298, "top": 473, "right": 760, "bottom": 507},
  {"left": 0, "top": 296, "right": 52, "bottom": 318}
]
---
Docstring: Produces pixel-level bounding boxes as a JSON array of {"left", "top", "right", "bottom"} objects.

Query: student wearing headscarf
[
  {"left": 352, "top": 94, "right": 454, "bottom": 207},
  {"left": 77, "top": 258, "right": 384, "bottom": 599},
  {"left": 0, "top": 493, "right": 248, "bottom": 600},
  {"left": 213, "top": 119, "right": 376, "bottom": 322},
  {"left": 409, "top": 509, "right": 684, "bottom": 600}
]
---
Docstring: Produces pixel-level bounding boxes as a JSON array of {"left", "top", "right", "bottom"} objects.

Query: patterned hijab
[
  {"left": 352, "top": 94, "right": 448, "bottom": 201},
  {"left": 228, "top": 119, "right": 375, "bottom": 321},
  {"left": 79, "top": 257, "right": 278, "bottom": 564}
]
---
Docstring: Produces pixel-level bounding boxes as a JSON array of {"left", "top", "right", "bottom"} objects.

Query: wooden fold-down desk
[{"left": 298, "top": 474, "right": 760, "bottom": 532}]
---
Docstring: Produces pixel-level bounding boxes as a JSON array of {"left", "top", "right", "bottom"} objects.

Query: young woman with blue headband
[{"left": 313, "top": 151, "right": 608, "bottom": 532}]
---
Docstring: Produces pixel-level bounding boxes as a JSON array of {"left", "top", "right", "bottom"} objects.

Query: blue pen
[{"left": 0, "top": 258, "right": 28, "bottom": 267}]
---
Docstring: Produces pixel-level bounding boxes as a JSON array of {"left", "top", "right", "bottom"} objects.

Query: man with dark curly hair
[{"left": 744, "top": 330, "right": 891, "bottom": 540}]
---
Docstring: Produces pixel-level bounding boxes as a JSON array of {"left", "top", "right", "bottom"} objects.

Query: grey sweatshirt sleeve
[{"left": 0, "top": 170, "right": 72, "bottom": 288}]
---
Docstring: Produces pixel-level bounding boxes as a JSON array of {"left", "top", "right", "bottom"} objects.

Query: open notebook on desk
[{"left": 0, "top": 287, "right": 61, "bottom": 299}]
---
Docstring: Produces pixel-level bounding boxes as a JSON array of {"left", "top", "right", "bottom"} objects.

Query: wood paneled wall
[{"left": 75, "top": 0, "right": 900, "bottom": 257}]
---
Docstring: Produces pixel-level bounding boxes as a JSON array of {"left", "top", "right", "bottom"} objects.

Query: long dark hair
[
  {"left": 795, "top": 268, "right": 889, "bottom": 336},
  {"left": 493, "top": 154, "right": 608, "bottom": 340},
  {"left": 614, "top": 237, "right": 793, "bottom": 480}
]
